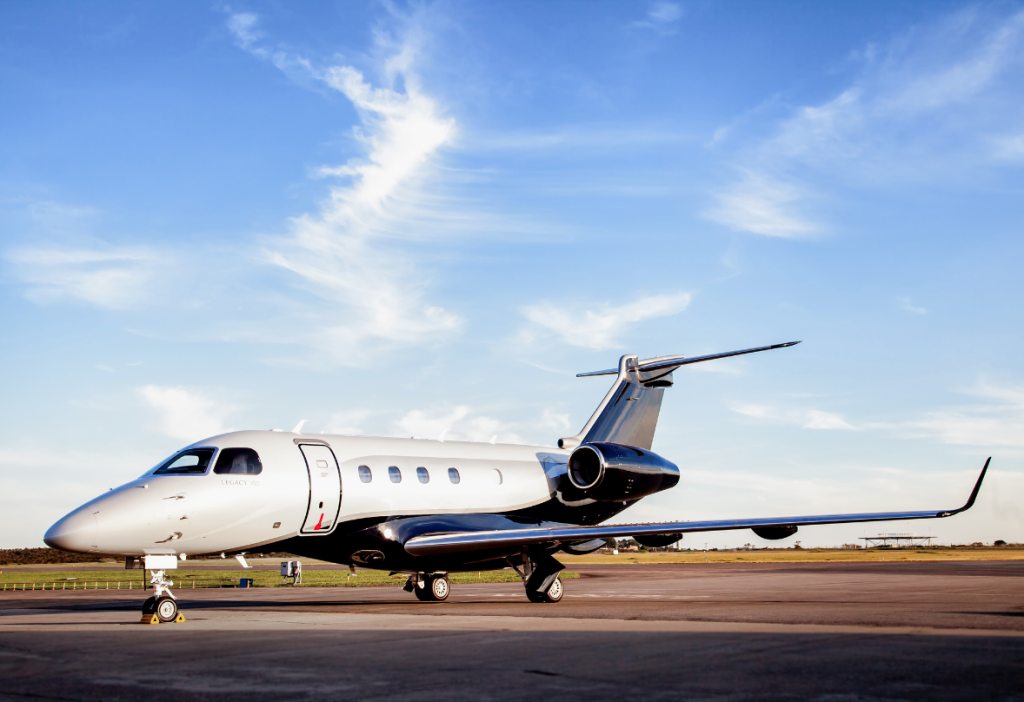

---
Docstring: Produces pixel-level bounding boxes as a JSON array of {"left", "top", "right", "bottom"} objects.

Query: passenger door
[{"left": 298, "top": 444, "right": 341, "bottom": 534}]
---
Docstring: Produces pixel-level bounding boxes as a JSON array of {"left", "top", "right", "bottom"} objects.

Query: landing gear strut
[
  {"left": 513, "top": 547, "right": 565, "bottom": 603},
  {"left": 405, "top": 572, "right": 451, "bottom": 601},
  {"left": 140, "top": 569, "right": 182, "bottom": 623}
]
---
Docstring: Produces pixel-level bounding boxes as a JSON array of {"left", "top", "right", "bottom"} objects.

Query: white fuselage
[{"left": 45, "top": 431, "right": 570, "bottom": 557}]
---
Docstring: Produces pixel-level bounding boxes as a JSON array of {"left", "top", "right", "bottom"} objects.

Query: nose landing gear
[{"left": 140, "top": 569, "right": 185, "bottom": 624}]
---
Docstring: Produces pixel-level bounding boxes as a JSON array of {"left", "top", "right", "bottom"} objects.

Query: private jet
[{"left": 45, "top": 341, "right": 989, "bottom": 622}]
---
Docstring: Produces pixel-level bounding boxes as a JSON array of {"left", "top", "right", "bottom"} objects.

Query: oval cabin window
[
  {"left": 358, "top": 465, "right": 372, "bottom": 483},
  {"left": 448, "top": 468, "right": 460, "bottom": 484},
  {"left": 388, "top": 466, "right": 402, "bottom": 483},
  {"left": 416, "top": 467, "right": 429, "bottom": 484}
]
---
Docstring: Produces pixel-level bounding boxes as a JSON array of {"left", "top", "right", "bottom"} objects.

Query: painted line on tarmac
[{"left": 484, "top": 593, "right": 711, "bottom": 599}]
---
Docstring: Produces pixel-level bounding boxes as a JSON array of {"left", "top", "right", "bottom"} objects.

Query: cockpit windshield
[{"left": 153, "top": 449, "right": 215, "bottom": 475}]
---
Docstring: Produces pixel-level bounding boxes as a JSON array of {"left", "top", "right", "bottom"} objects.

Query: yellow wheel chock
[{"left": 140, "top": 612, "right": 186, "bottom": 625}]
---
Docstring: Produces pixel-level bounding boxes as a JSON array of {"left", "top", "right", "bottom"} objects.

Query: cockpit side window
[
  {"left": 213, "top": 448, "right": 263, "bottom": 475},
  {"left": 154, "top": 449, "right": 215, "bottom": 475}
]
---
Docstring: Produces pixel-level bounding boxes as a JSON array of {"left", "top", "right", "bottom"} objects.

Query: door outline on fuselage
[{"left": 297, "top": 443, "right": 342, "bottom": 536}]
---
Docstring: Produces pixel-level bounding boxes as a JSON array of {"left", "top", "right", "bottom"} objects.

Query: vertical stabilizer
[{"left": 558, "top": 355, "right": 669, "bottom": 451}]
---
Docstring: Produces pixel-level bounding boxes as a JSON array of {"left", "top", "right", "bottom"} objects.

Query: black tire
[
  {"left": 155, "top": 596, "right": 178, "bottom": 622},
  {"left": 526, "top": 576, "right": 563, "bottom": 603},
  {"left": 414, "top": 582, "right": 432, "bottom": 601},
  {"left": 430, "top": 575, "right": 450, "bottom": 601},
  {"left": 142, "top": 596, "right": 156, "bottom": 614}
]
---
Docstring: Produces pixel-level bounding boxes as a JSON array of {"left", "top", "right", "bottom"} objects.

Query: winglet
[{"left": 938, "top": 457, "right": 991, "bottom": 517}]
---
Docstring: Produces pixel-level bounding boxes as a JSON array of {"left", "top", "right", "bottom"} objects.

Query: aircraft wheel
[
  {"left": 142, "top": 596, "right": 156, "bottom": 614},
  {"left": 414, "top": 581, "right": 432, "bottom": 601},
  {"left": 526, "top": 576, "right": 563, "bottom": 603},
  {"left": 430, "top": 574, "right": 450, "bottom": 601},
  {"left": 155, "top": 596, "right": 178, "bottom": 623},
  {"left": 545, "top": 575, "right": 564, "bottom": 602}
]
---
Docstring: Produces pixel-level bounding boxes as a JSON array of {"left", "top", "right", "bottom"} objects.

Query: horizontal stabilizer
[
  {"left": 559, "top": 341, "right": 801, "bottom": 450},
  {"left": 404, "top": 458, "right": 990, "bottom": 556},
  {"left": 577, "top": 341, "right": 801, "bottom": 378}
]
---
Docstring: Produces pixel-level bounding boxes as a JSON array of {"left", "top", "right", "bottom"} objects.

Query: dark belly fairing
[{"left": 254, "top": 494, "right": 638, "bottom": 572}]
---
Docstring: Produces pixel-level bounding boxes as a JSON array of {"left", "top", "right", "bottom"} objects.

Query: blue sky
[{"left": 2, "top": 1, "right": 1022, "bottom": 548}]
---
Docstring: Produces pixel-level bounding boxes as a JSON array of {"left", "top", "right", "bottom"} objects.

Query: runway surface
[{"left": 2, "top": 561, "right": 1022, "bottom": 701}]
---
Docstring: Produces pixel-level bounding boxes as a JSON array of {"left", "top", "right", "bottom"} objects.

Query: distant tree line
[
  {"left": 0, "top": 548, "right": 119, "bottom": 565},
  {"left": 0, "top": 548, "right": 305, "bottom": 566}
]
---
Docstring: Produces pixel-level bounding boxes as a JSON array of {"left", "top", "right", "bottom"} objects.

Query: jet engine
[
  {"left": 752, "top": 525, "right": 798, "bottom": 540},
  {"left": 566, "top": 442, "right": 679, "bottom": 502},
  {"left": 633, "top": 532, "right": 682, "bottom": 548}
]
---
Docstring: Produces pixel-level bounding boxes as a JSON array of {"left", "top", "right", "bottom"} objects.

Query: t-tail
[{"left": 558, "top": 341, "right": 800, "bottom": 450}]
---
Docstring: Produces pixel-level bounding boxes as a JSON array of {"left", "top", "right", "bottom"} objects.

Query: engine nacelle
[
  {"left": 566, "top": 442, "right": 679, "bottom": 502},
  {"left": 752, "top": 525, "right": 798, "bottom": 540},
  {"left": 633, "top": 532, "right": 682, "bottom": 548}
]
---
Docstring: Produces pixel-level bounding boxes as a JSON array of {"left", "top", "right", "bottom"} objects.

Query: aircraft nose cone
[{"left": 44, "top": 507, "right": 98, "bottom": 553}]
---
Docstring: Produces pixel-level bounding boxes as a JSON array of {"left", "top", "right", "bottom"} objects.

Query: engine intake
[{"left": 566, "top": 442, "right": 679, "bottom": 502}]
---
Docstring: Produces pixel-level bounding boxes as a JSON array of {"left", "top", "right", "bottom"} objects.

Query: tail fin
[{"left": 558, "top": 342, "right": 800, "bottom": 450}]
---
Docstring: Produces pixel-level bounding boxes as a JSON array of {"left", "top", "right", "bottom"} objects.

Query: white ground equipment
[{"left": 281, "top": 560, "right": 302, "bottom": 585}]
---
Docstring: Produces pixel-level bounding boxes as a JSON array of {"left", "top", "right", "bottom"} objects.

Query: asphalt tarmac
[{"left": 2, "top": 561, "right": 1022, "bottom": 701}]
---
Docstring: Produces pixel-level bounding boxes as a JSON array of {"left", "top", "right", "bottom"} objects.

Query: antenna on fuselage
[{"left": 292, "top": 419, "right": 306, "bottom": 433}]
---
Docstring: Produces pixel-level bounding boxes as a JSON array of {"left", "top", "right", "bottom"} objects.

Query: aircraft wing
[{"left": 404, "top": 459, "right": 989, "bottom": 556}]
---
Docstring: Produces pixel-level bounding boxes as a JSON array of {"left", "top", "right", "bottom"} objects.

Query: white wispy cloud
[
  {"left": 520, "top": 293, "right": 691, "bottom": 350},
  {"left": 631, "top": 2, "right": 684, "bottom": 32},
  {"left": 396, "top": 405, "right": 524, "bottom": 444},
  {"left": 703, "top": 170, "right": 818, "bottom": 238},
  {"left": 992, "top": 134, "right": 1024, "bottom": 161},
  {"left": 706, "top": 7, "right": 1024, "bottom": 235},
  {"left": 8, "top": 246, "right": 158, "bottom": 309},
  {"left": 899, "top": 297, "right": 928, "bottom": 314},
  {"left": 228, "top": 12, "right": 462, "bottom": 359},
  {"left": 731, "top": 403, "right": 859, "bottom": 431},
  {"left": 910, "top": 383, "right": 1024, "bottom": 449},
  {"left": 540, "top": 408, "right": 572, "bottom": 433},
  {"left": 733, "top": 382, "right": 1024, "bottom": 449},
  {"left": 138, "top": 385, "right": 232, "bottom": 442},
  {"left": 394, "top": 404, "right": 574, "bottom": 445},
  {"left": 326, "top": 409, "right": 373, "bottom": 435},
  {"left": 226, "top": 12, "right": 260, "bottom": 47}
]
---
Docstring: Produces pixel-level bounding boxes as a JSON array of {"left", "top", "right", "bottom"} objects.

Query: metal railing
[{"left": 1, "top": 578, "right": 232, "bottom": 591}]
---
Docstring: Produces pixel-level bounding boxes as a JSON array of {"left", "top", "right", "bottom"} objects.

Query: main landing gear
[
  {"left": 404, "top": 572, "right": 451, "bottom": 602},
  {"left": 140, "top": 569, "right": 185, "bottom": 624},
  {"left": 514, "top": 547, "right": 565, "bottom": 604}
]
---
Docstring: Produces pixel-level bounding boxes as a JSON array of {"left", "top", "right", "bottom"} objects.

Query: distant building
[{"left": 859, "top": 532, "right": 934, "bottom": 547}]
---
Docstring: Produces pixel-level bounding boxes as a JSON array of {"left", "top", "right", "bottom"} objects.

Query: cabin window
[
  {"left": 213, "top": 448, "right": 263, "bottom": 475},
  {"left": 388, "top": 466, "right": 402, "bottom": 483},
  {"left": 492, "top": 469, "right": 503, "bottom": 485},
  {"left": 154, "top": 449, "right": 215, "bottom": 475},
  {"left": 448, "top": 467, "right": 460, "bottom": 484},
  {"left": 358, "top": 465, "right": 372, "bottom": 483},
  {"left": 416, "top": 467, "right": 429, "bottom": 484}
]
